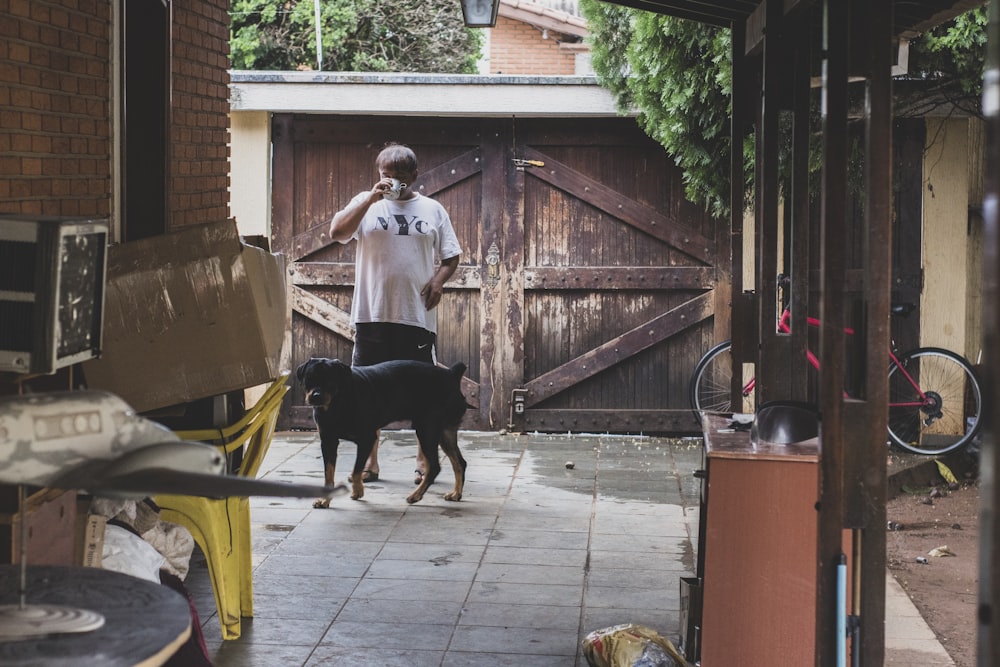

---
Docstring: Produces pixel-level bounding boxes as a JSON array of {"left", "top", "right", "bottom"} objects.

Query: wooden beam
[
  {"left": 788, "top": 11, "right": 812, "bottom": 402},
  {"left": 289, "top": 285, "right": 353, "bottom": 339},
  {"left": 522, "top": 409, "right": 698, "bottom": 433},
  {"left": 816, "top": 0, "right": 850, "bottom": 664},
  {"left": 851, "top": 0, "right": 892, "bottom": 663},
  {"left": 523, "top": 266, "right": 714, "bottom": 290},
  {"left": 290, "top": 262, "right": 481, "bottom": 289},
  {"left": 755, "top": 0, "right": 788, "bottom": 407},
  {"left": 981, "top": 1, "right": 1000, "bottom": 660}
]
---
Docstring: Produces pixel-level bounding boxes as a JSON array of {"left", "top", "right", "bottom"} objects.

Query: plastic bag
[
  {"left": 101, "top": 524, "right": 165, "bottom": 583},
  {"left": 582, "top": 623, "right": 685, "bottom": 667}
]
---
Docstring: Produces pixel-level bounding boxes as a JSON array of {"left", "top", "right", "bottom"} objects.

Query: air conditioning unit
[{"left": 0, "top": 216, "right": 109, "bottom": 374}]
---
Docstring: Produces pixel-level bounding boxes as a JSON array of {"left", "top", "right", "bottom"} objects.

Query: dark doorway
[{"left": 121, "top": 0, "right": 169, "bottom": 241}]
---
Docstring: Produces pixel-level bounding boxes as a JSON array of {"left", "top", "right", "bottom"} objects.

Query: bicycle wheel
[
  {"left": 887, "top": 347, "right": 982, "bottom": 455},
  {"left": 690, "top": 341, "right": 756, "bottom": 415}
]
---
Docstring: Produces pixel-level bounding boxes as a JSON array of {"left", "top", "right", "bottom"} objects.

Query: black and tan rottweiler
[{"left": 295, "top": 358, "right": 468, "bottom": 507}]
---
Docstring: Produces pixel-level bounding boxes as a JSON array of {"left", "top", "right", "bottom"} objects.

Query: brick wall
[
  {"left": 489, "top": 16, "right": 577, "bottom": 75},
  {"left": 0, "top": 0, "right": 232, "bottom": 232},
  {"left": 168, "top": 0, "right": 231, "bottom": 230},
  {"left": 0, "top": 0, "right": 112, "bottom": 218}
]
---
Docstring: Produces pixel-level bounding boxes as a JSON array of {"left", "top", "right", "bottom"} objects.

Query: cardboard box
[
  {"left": 81, "top": 220, "right": 286, "bottom": 413},
  {"left": 0, "top": 488, "right": 78, "bottom": 565}
]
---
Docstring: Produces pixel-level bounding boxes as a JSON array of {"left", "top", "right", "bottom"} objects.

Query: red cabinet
[{"left": 698, "top": 413, "right": 826, "bottom": 666}]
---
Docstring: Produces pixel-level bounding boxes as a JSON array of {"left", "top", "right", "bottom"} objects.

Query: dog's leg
[
  {"left": 314, "top": 437, "right": 340, "bottom": 508},
  {"left": 406, "top": 430, "right": 442, "bottom": 504},
  {"left": 440, "top": 427, "right": 466, "bottom": 502},
  {"left": 350, "top": 435, "right": 377, "bottom": 500}
]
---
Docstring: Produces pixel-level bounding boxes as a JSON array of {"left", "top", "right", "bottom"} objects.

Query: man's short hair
[{"left": 377, "top": 143, "right": 417, "bottom": 173}]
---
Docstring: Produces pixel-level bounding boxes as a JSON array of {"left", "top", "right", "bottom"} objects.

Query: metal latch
[{"left": 512, "top": 159, "right": 544, "bottom": 170}]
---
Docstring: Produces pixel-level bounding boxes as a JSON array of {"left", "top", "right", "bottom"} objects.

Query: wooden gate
[{"left": 271, "top": 115, "right": 722, "bottom": 433}]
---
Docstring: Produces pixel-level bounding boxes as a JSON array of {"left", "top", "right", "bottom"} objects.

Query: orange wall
[{"left": 489, "top": 16, "right": 577, "bottom": 75}]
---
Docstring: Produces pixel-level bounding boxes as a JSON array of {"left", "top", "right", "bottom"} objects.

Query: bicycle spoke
[
  {"left": 887, "top": 348, "right": 981, "bottom": 455},
  {"left": 690, "top": 342, "right": 755, "bottom": 416}
]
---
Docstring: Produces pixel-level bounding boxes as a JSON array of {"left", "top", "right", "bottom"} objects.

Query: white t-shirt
[{"left": 348, "top": 192, "right": 462, "bottom": 334}]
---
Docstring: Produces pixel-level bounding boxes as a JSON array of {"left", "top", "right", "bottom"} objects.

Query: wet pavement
[{"left": 183, "top": 430, "right": 953, "bottom": 666}]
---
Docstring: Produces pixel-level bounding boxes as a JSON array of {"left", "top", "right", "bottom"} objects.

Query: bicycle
[{"left": 689, "top": 281, "right": 982, "bottom": 456}]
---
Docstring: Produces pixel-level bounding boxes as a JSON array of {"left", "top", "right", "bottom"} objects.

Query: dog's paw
[
  {"left": 313, "top": 497, "right": 331, "bottom": 509},
  {"left": 405, "top": 490, "right": 425, "bottom": 504},
  {"left": 443, "top": 491, "right": 462, "bottom": 502},
  {"left": 350, "top": 478, "right": 365, "bottom": 500}
]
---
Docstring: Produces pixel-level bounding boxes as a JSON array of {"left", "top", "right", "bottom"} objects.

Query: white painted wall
[
  {"left": 229, "top": 110, "right": 271, "bottom": 238},
  {"left": 921, "top": 116, "right": 970, "bottom": 356}
]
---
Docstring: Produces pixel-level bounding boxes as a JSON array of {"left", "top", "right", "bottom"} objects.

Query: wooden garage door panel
[{"left": 273, "top": 115, "right": 723, "bottom": 433}]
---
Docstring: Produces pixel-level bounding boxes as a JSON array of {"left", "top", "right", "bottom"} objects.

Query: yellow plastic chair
[{"left": 156, "top": 371, "right": 290, "bottom": 640}]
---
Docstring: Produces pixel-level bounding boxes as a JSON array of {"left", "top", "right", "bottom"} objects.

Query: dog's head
[{"left": 294, "top": 358, "right": 353, "bottom": 410}]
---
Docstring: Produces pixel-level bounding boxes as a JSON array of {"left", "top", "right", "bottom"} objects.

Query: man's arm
[
  {"left": 421, "top": 255, "right": 460, "bottom": 310},
  {"left": 329, "top": 190, "right": 380, "bottom": 243}
]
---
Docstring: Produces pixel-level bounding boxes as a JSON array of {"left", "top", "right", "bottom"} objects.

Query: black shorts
[{"left": 352, "top": 322, "right": 436, "bottom": 367}]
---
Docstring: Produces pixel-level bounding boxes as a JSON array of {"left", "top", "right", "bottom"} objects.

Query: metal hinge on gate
[
  {"left": 509, "top": 388, "right": 528, "bottom": 432},
  {"left": 513, "top": 158, "right": 544, "bottom": 170}
]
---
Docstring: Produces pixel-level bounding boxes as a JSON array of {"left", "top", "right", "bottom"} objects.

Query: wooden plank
[
  {"left": 290, "top": 285, "right": 353, "bottom": 339},
  {"left": 522, "top": 409, "right": 699, "bottom": 434},
  {"left": 291, "top": 262, "right": 355, "bottom": 286},
  {"left": 522, "top": 292, "right": 714, "bottom": 405},
  {"left": 524, "top": 266, "right": 714, "bottom": 290},
  {"left": 520, "top": 146, "right": 716, "bottom": 264},
  {"left": 413, "top": 148, "right": 483, "bottom": 198},
  {"left": 477, "top": 124, "right": 506, "bottom": 430},
  {"left": 497, "top": 122, "right": 525, "bottom": 430},
  {"left": 291, "top": 262, "right": 482, "bottom": 290},
  {"left": 289, "top": 221, "right": 335, "bottom": 263},
  {"left": 271, "top": 115, "right": 295, "bottom": 255}
]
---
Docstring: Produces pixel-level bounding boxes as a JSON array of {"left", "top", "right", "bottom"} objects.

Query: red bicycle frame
[{"left": 739, "top": 307, "right": 930, "bottom": 410}]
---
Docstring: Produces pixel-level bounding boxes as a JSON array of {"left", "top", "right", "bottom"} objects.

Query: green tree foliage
[
  {"left": 902, "top": 7, "right": 987, "bottom": 117},
  {"left": 581, "top": 3, "right": 987, "bottom": 217},
  {"left": 231, "top": 0, "right": 482, "bottom": 73},
  {"left": 583, "top": 1, "right": 733, "bottom": 217}
]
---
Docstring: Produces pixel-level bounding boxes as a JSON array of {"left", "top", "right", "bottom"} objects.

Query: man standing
[{"left": 329, "top": 143, "right": 462, "bottom": 484}]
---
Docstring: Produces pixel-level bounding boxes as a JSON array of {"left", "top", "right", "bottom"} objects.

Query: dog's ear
[{"left": 295, "top": 358, "right": 316, "bottom": 383}]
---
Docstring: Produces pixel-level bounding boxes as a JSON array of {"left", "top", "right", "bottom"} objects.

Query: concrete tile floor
[{"left": 182, "top": 431, "right": 953, "bottom": 666}]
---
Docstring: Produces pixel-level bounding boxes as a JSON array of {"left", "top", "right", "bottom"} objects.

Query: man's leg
[{"left": 364, "top": 429, "right": 381, "bottom": 480}]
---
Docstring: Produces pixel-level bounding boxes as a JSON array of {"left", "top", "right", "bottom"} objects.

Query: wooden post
[
  {"left": 816, "top": 0, "right": 849, "bottom": 664},
  {"left": 850, "top": 0, "right": 891, "bottom": 663},
  {"left": 979, "top": 1, "right": 999, "bottom": 662}
]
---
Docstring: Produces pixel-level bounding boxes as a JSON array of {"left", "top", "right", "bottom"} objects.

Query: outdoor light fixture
[{"left": 460, "top": 0, "right": 499, "bottom": 27}]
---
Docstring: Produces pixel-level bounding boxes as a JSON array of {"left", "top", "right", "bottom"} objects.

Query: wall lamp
[{"left": 461, "top": 0, "right": 500, "bottom": 27}]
